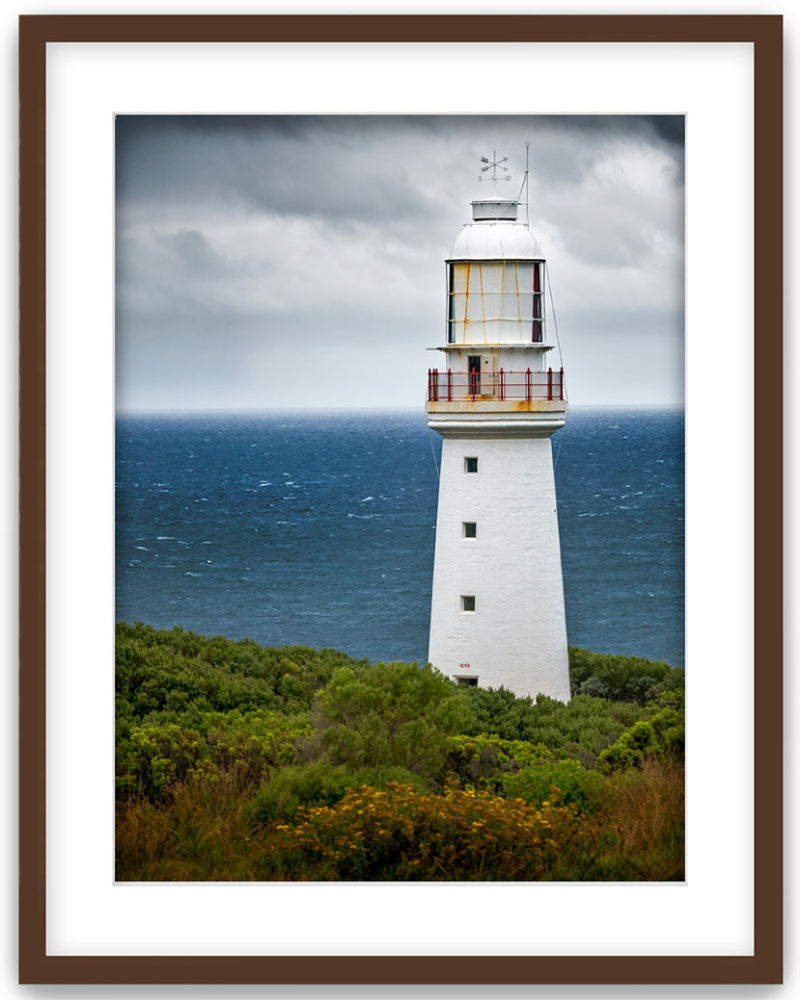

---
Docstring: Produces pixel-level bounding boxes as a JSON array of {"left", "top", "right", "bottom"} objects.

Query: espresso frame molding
[{"left": 19, "top": 14, "right": 783, "bottom": 986}]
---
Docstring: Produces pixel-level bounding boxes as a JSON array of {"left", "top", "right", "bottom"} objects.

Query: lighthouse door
[{"left": 468, "top": 355, "right": 481, "bottom": 397}]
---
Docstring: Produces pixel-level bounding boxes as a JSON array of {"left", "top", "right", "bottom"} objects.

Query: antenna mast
[{"left": 524, "top": 140, "right": 531, "bottom": 228}]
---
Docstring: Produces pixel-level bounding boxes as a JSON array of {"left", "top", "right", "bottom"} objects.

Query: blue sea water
[{"left": 116, "top": 408, "right": 684, "bottom": 668}]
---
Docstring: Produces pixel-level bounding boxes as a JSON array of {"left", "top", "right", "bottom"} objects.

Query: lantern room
[{"left": 447, "top": 198, "right": 547, "bottom": 346}]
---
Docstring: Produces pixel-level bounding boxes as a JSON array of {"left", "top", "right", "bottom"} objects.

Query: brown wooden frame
[{"left": 19, "top": 14, "right": 783, "bottom": 986}]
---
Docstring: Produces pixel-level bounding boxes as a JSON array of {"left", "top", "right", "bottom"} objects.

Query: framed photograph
[{"left": 19, "top": 14, "right": 782, "bottom": 986}]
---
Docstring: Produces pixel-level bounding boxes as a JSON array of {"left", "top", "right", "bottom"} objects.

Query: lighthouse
[{"left": 426, "top": 155, "right": 571, "bottom": 702}]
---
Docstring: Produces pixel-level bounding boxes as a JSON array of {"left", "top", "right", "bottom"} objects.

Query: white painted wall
[
  {"left": 438, "top": 346, "right": 554, "bottom": 374},
  {"left": 427, "top": 433, "right": 571, "bottom": 702}
]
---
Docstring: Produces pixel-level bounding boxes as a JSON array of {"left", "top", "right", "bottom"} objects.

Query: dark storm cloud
[
  {"left": 641, "top": 114, "right": 686, "bottom": 148},
  {"left": 116, "top": 114, "right": 684, "bottom": 226},
  {"left": 116, "top": 115, "right": 441, "bottom": 226},
  {"left": 543, "top": 114, "right": 684, "bottom": 149}
]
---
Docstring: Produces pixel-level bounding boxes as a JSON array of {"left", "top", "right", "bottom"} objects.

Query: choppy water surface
[{"left": 116, "top": 408, "right": 684, "bottom": 667}]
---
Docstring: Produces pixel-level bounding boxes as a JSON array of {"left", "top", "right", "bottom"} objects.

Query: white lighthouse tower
[{"left": 426, "top": 155, "right": 571, "bottom": 702}]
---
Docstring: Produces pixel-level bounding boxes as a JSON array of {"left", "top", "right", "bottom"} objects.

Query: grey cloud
[
  {"left": 117, "top": 230, "right": 243, "bottom": 327},
  {"left": 116, "top": 115, "right": 441, "bottom": 227},
  {"left": 116, "top": 114, "right": 684, "bottom": 226},
  {"left": 157, "top": 229, "right": 233, "bottom": 280}
]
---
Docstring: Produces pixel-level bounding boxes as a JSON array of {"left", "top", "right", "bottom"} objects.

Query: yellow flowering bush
[{"left": 257, "top": 782, "right": 577, "bottom": 880}]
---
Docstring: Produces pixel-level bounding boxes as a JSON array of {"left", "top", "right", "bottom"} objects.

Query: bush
[
  {"left": 598, "top": 707, "right": 685, "bottom": 772},
  {"left": 523, "top": 694, "right": 644, "bottom": 762},
  {"left": 460, "top": 687, "right": 644, "bottom": 762},
  {"left": 502, "top": 759, "right": 607, "bottom": 815},
  {"left": 119, "top": 724, "right": 207, "bottom": 800},
  {"left": 442, "top": 734, "right": 553, "bottom": 790},
  {"left": 116, "top": 622, "right": 368, "bottom": 724},
  {"left": 247, "top": 761, "right": 427, "bottom": 824},
  {"left": 311, "top": 661, "right": 471, "bottom": 776},
  {"left": 256, "top": 783, "right": 577, "bottom": 881},
  {"left": 460, "top": 686, "right": 540, "bottom": 740},
  {"left": 117, "top": 713, "right": 314, "bottom": 800},
  {"left": 568, "top": 646, "right": 683, "bottom": 706}
]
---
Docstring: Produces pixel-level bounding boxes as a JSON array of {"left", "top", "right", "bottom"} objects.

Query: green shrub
[
  {"left": 311, "top": 661, "right": 471, "bottom": 776},
  {"left": 598, "top": 707, "right": 685, "bottom": 771},
  {"left": 442, "top": 734, "right": 553, "bottom": 790},
  {"left": 460, "top": 686, "right": 543, "bottom": 740},
  {"left": 116, "top": 622, "right": 368, "bottom": 724},
  {"left": 524, "top": 694, "right": 644, "bottom": 761},
  {"left": 502, "top": 759, "right": 607, "bottom": 815},
  {"left": 120, "top": 724, "right": 207, "bottom": 800},
  {"left": 116, "top": 712, "right": 314, "bottom": 800},
  {"left": 460, "top": 686, "right": 644, "bottom": 761},
  {"left": 568, "top": 646, "right": 683, "bottom": 706},
  {"left": 247, "top": 761, "right": 427, "bottom": 825}
]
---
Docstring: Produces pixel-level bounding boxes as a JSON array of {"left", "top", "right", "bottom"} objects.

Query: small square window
[
  {"left": 462, "top": 522, "right": 477, "bottom": 538},
  {"left": 455, "top": 676, "right": 479, "bottom": 687},
  {"left": 465, "top": 457, "right": 478, "bottom": 473},
  {"left": 461, "top": 595, "right": 476, "bottom": 612}
]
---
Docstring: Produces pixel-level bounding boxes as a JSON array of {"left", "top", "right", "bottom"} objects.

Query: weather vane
[{"left": 477, "top": 150, "right": 512, "bottom": 188}]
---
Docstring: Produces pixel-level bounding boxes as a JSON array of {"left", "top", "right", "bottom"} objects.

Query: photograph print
[{"left": 114, "top": 115, "right": 685, "bottom": 882}]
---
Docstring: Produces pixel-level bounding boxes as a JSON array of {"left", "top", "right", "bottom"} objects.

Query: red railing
[{"left": 427, "top": 368, "right": 565, "bottom": 402}]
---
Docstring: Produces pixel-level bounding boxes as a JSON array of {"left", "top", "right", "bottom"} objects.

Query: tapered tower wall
[{"left": 428, "top": 434, "right": 571, "bottom": 702}]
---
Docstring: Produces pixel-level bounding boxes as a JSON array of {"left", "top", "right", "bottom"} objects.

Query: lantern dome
[{"left": 449, "top": 199, "right": 543, "bottom": 261}]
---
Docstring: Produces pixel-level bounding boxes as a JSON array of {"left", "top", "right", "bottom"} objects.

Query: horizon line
[{"left": 115, "top": 402, "right": 686, "bottom": 416}]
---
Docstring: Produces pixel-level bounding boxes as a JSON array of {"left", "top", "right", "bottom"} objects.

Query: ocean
[{"left": 115, "top": 408, "right": 684, "bottom": 669}]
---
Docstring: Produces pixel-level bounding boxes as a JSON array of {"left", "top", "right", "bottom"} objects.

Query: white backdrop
[{"left": 47, "top": 38, "right": 752, "bottom": 958}]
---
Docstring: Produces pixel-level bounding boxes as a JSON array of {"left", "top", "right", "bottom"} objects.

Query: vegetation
[{"left": 116, "top": 622, "right": 684, "bottom": 881}]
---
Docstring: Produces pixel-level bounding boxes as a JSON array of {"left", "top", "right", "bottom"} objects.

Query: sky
[{"left": 115, "top": 115, "right": 684, "bottom": 411}]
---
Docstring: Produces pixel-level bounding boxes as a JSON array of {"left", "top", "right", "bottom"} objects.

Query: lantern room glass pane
[
  {"left": 479, "top": 263, "right": 503, "bottom": 297},
  {"left": 449, "top": 263, "right": 477, "bottom": 341},
  {"left": 450, "top": 319, "right": 466, "bottom": 342},
  {"left": 501, "top": 262, "right": 519, "bottom": 294},
  {"left": 464, "top": 288, "right": 485, "bottom": 324},
  {"left": 515, "top": 262, "right": 534, "bottom": 295},
  {"left": 516, "top": 291, "right": 534, "bottom": 321},
  {"left": 451, "top": 262, "right": 470, "bottom": 295},
  {"left": 448, "top": 260, "right": 546, "bottom": 343},
  {"left": 500, "top": 294, "right": 521, "bottom": 320}
]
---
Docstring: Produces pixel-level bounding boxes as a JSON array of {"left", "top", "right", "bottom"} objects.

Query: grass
[{"left": 116, "top": 759, "right": 684, "bottom": 882}]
